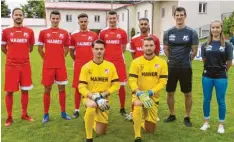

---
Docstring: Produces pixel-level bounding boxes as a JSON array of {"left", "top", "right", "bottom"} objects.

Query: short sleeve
[
  {"left": 122, "top": 30, "right": 128, "bottom": 45},
  {"left": 201, "top": 43, "right": 206, "bottom": 58},
  {"left": 64, "top": 32, "right": 70, "bottom": 46},
  {"left": 163, "top": 30, "right": 169, "bottom": 46},
  {"left": 130, "top": 39, "right": 135, "bottom": 52},
  {"left": 1, "top": 29, "right": 7, "bottom": 45},
  {"left": 153, "top": 35, "right": 160, "bottom": 55},
  {"left": 30, "top": 30, "right": 35, "bottom": 45},
  {"left": 38, "top": 30, "right": 44, "bottom": 45},
  {"left": 69, "top": 34, "right": 75, "bottom": 49},
  {"left": 192, "top": 30, "right": 199, "bottom": 46},
  {"left": 225, "top": 42, "right": 233, "bottom": 61},
  {"left": 99, "top": 30, "right": 104, "bottom": 40}
]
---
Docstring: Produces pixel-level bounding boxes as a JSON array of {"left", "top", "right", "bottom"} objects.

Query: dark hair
[
  {"left": 139, "top": 17, "right": 149, "bottom": 22},
  {"left": 78, "top": 13, "right": 88, "bottom": 19},
  {"left": 143, "top": 36, "right": 155, "bottom": 44},
  {"left": 92, "top": 39, "right": 105, "bottom": 48},
  {"left": 50, "top": 10, "right": 61, "bottom": 17},
  {"left": 108, "top": 11, "right": 117, "bottom": 15},
  {"left": 173, "top": 7, "right": 187, "bottom": 16},
  {"left": 12, "top": 8, "right": 23, "bottom": 16}
]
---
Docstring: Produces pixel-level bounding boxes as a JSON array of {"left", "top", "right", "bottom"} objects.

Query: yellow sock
[
  {"left": 84, "top": 108, "right": 96, "bottom": 139},
  {"left": 133, "top": 106, "right": 142, "bottom": 138}
]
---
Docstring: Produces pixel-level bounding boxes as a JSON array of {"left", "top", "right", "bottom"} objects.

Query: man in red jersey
[
  {"left": 99, "top": 11, "right": 128, "bottom": 116},
  {"left": 38, "top": 10, "right": 71, "bottom": 123},
  {"left": 1, "top": 8, "right": 35, "bottom": 127},
  {"left": 130, "top": 17, "right": 160, "bottom": 59},
  {"left": 70, "top": 13, "right": 98, "bottom": 118}
]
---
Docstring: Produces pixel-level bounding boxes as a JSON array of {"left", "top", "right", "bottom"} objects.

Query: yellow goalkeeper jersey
[
  {"left": 129, "top": 56, "right": 168, "bottom": 93},
  {"left": 78, "top": 60, "right": 120, "bottom": 97}
]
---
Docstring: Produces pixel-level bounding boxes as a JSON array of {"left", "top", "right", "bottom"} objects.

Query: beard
[
  {"left": 140, "top": 28, "right": 148, "bottom": 33},
  {"left": 145, "top": 50, "right": 154, "bottom": 56},
  {"left": 14, "top": 19, "right": 23, "bottom": 25}
]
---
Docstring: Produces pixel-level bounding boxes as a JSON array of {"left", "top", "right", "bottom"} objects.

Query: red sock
[
  {"left": 118, "top": 86, "right": 126, "bottom": 109},
  {"left": 5, "top": 92, "right": 13, "bottom": 118},
  {"left": 59, "top": 91, "right": 66, "bottom": 112},
  {"left": 43, "top": 93, "right": 50, "bottom": 114},
  {"left": 75, "top": 89, "right": 81, "bottom": 110},
  {"left": 21, "top": 91, "right": 29, "bottom": 116}
]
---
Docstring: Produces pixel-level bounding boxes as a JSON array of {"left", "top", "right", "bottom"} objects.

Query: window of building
[
  {"left": 122, "top": 13, "right": 124, "bottom": 21},
  {"left": 66, "top": 15, "right": 72, "bottom": 22},
  {"left": 144, "top": 10, "right": 148, "bottom": 18},
  {"left": 172, "top": 5, "right": 176, "bottom": 16},
  {"left": 161, "top": 8, "right": 165, "bottom": 18},
  {"left": 199, "top": 2, "right": 207, "bottom": 14},
  {"left": 94, "top": 15, "right": 100, "bottom": 23},
  {"left": 137, "top": 12, "right": 140, "bottom": 19}
]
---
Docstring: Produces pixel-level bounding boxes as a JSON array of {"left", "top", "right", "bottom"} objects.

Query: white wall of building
[
  {"left": 220, "top": 1, "right": 234, "bottom": 14},
  {"left": 46, "top": 9, "right": 107, "bottom": 33},
  {"left": 159, "top": 1, "right": 177, "bottom": 41}
]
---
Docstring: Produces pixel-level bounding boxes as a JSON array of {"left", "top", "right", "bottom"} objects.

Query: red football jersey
[
  {"left": 38, "top": 28, "right": 70, "bottom": 68},
  {"left": 99, "top": 27, "right": 127, "bottom": 61},
  {"left": 130, "top": 34, "right": 160, "bottom": 58},
  {"left": 1, "top": 26, "right": 35, "bottom": 66},
  {"left": 70, "top": 30, "right": 98, "bottom": 64}
]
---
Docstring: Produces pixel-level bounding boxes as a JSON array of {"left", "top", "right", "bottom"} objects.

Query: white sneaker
[
  {"left": 217, "top": 125, "right": 225, "bottom": 134},
  {"left": 200, "top": 122, "right": 210, "bottom": 131},
  {"left": 125, "top": 112, "right": 133, "bottom": 121}
]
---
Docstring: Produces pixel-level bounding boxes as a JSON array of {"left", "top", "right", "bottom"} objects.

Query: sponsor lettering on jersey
[
  {"left": 77, "top": 42, "right": 92, "bottom": 46},
  {"left": 141, "top": 72, "right": 158, "bottom": 76},
  {"left": 10, "top": 38, "right": 27, "bottom": 43},
  {"left": 90, "top": 76, "right": 108, "bottom": 82},
  {"left": 47, "top": 39, "right": 62, "bottom": 44},
  {"left": 136, "top": 47, "right": 143, "bottom": 51},
  {"left": 169, "top": 34, "right": 176, "bottom": 41},
  {"left": 106, "top": 40, "right": 120, "bottom": 44}
]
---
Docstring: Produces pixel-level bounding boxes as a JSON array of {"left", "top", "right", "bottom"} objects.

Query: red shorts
[
  {"left": 72, "top": 64, "right": 83, "bottom": 88},
  {"left": 112, "top": 61, "right": 127, "bottom": 85},
  {"left": 42, "top": 67, "right": 68, "bottom": 86},
  {"left": 5, "top": 64, "right": 33, "bottom": 92}
]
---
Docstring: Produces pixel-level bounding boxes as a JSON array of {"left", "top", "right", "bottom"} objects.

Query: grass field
[{"left": 1, "top": 49, "right": 234, "bottom": 142}]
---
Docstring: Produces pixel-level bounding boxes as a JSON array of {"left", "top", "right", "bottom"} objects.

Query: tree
[
  {"left": 1, "top": 0, "right": 11, "bottom": 17},
  {"left": 21, "top": 0, "right": 45, "bottom": 18},
  {"left": 223, "top": 11, "right": 234, "bottom": 37}
]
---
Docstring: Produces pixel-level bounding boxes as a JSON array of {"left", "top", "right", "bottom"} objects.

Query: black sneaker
[
  {"left": 135, "top": 137, "right": 141, "bottom": 142},
  {"left": 164, "top": 115, "right": 176, "bottom": 122},
  {"left": 120, "top": 108, "right": 127, "bottom": 116},
  {"left": 86, "top": 138, "right": 93, "bottom": 142},
  {"left": 72, "top": 111, "right": 79, "bottom": 118},
  {"left": 184, "top": 117, "right": 192, "bottom": 127}
]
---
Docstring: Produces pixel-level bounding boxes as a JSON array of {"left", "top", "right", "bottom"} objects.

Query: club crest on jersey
[
  {"left": 155, "top": 64, "right": 160, "bottom": 68},
  {"left": 46, "top": 33, "right": 51, "bottom": 37},
  {"left": 206, "top": 45, "right": 212, "bottom": 51},
  {"left": 88, "top": 36, "right": 92, "bottom": 41},
  {"left": 139, "top": 64, "right": 144, "bottom": 71},
  {"left": 88, "top": 69, "right": 92, "bottom": 75},
  {"left": 104, "top": 69, "right": 109, "bottom": 74},
  {"left": 10, "top": 32, "right": 14, "bottom": 37},
  {"left": 169, "top": 34, "right": 176, "bottom": 41},
  {"left": 24, "top": 32, "right": 29, "bottom": 38},
  {"left": 117, "top": 34, "right": 121, "bottom": 38},
  {"left": 183, "top": 35, "right": 189, "bottom": 41},
  {"left": 219, "top": 46, "right": 225, "bottom": 52},
  {"left": 59, "top": 34, "right": 64, "bottom": 39}
]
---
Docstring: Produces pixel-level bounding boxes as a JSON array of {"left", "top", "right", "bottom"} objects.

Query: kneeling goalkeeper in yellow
[
  {"left": 78, "top": 39, "right": 120, "bottom": 142},
  {"left": 129, "top": 37, "right": 168, "bottom": 142}
]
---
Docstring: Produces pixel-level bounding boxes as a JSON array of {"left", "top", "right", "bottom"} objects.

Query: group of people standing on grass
[{"left": 1, "top": 6, "right": 233, "bottom": 142}]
